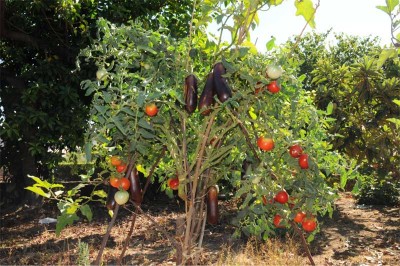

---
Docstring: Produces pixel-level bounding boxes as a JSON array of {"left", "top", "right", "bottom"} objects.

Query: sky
[{"left": 208, "top": 0, "right": 393, "bottom": 53}]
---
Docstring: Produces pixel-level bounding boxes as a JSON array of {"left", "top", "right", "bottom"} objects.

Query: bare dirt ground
[{"left": 0, "top": 192, "right": 399, "bottom": 265}]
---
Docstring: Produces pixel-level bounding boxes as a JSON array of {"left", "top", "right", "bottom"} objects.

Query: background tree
[
  {"left": 0, "top": 0, "right": 193, "bottom": 202},
  {"left": 286, "top": 32, "right": 400, "bottom": 204}
]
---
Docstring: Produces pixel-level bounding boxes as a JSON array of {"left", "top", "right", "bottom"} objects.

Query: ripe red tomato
[
  {"left": 168, "top": 177, "right": 179, "bottom": 190},
  {"left": 267, "top": 80, "right": 280, "bottom": 94},
  {"left": 275, "top": 190, "right": 289, "bottom": 204},
  {"left": 110, "top": 155, "right": 122, "bottom": 166},
  {"left": 114, "top": 190, "right": 130, "bottom": 205},
  {"left": 298, "top": 154, "right": 309, "bottom": 169},
  {"left": 109, "top": 176, "right": 120, "bottom": 188},
  {"left": 289, "top": 144, "right": 303, "bottom": 158},
  {"left": 116, "top": 163, "right": 127, "bottom": 173},
  {"left": 302, "top": 216, "right": 317, "bottom": 232},
  {"left": 273, "top": 214, "right": 285, "bottom": 228},
  {"left": 257, "top": 136, "right": 274, "bottom": 151},
  {"left": 145, "top": 103, "right": 158, "bottom": 117},
  {"left": 118, "top": 177, "right": 131, "bottom": 191},
  {"left": 294, "top": 211, "right": 306, "bottom": 223}
]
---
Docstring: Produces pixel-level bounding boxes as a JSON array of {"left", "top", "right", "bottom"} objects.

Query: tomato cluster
[
  {"left": 289, "top": 144, "right": 310, "bottom": 169},
  {"left": 108, "top": 156, "right": 131, "bottom": 205},
  {"left": 255, "top": 64, "right": 283, "bottom": 95},
  {"left": 269, "top": 189, "right": 318, "bottom": 233}
]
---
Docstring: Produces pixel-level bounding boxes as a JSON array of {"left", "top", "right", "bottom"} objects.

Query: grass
[{"left": 216, "top": 236, "right": 307, "bottom": 265}]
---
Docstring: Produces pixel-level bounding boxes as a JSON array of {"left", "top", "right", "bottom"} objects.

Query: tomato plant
[
  {"left": 274, "top": 190, "right": 289, "bottom": 204},
  {"left": 257, "top": 136, "right": 274, "bottom": 151},
  {"left": 114, "top": 190, "right": 130, "bottom": 205}
]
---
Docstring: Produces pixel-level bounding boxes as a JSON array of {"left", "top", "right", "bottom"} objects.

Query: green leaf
[
  {"left": 294, "top": 0, "right": 316, "bottom": 28},
  {"left": 25, "top": 186, "right": 50, "bottom": 198},
  {"left": 84, "top": 142, "right": 92, "bottom": 163},
  {"left": 387, "top": 0, "right": 399, "bottom": 12},
  {"left": 266, "top": 37, "right": 276, "bottom": 51},
  {"left": 92, "top": 189, "right": 107, "bottom": 198},
  {"left": 67, "top": 203, "right": 79, "bottom": 214},
  {"left": 27, "top": 175, "right": 50, "bottom": 188},
  {"left": 326, "top": 102, "right": 333, "bottom": 115},
  {"left": 56, "top": 213, "right": 79, "bottom": 236},
  {"left": 376, "top": 5, "right": 390, "bottom": 14},
  {"left": 139, "top": 128, "right": 156, "bottom": 139},
  {"left": 377, "top": 48, "right": 397, "bottom": 68},
  {"left": 137, "top": 45, "right": 157, "bottom": 55},
  {"left": 112, "top": 117, "right": 127, "bottom": 136},
  {"left": 138, "top": 118, "right": 154, "bottom": 130},
  {"left": 80, "top": 204, "right": 93, "bottom": 222},
  {"left": 268, "top": 0, "right": 284, "bottom": 6}
]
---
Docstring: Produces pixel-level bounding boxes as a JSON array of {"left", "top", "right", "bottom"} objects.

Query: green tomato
[
  {"left": 266, "top": 65, "right": 283, "bottom": 79},
  {"left": 96, "top": 69, "right": 108, "bottom": 81},
  {"left": 114, "top": 190, "right": 129, "bottom": 205}
]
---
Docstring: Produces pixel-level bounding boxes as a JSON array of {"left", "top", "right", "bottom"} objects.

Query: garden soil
[{"left": 0, "top": 192, "right": 399, "bottom": 265}]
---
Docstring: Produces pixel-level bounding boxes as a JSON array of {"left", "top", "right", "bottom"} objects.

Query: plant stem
[
  {"left": 289, "top": 221, "right": 315, "bottom": 266},
  {"left": 117, "top": 146, "right": 166, "bottom": 264},
  {"left": 230, "top": 109, "right": 261, "bottom": 163},
  {"left": 94, "top": 204, "right": 120, "bottom": 266}
]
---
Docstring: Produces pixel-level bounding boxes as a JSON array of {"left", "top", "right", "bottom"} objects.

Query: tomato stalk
[
  {"left": 118, "top": 147, "right": 166, "bottom": 264},
  {"left": 94, "top": 204, "right": 120, "bottom": 266},
  {"left": 289, "top": 221, "right": 315, "bottom": 266}
]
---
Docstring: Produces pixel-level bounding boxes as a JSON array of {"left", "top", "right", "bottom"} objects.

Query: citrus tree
[{"left": 26, "top": 0, "right": 360, "bottom": 265}]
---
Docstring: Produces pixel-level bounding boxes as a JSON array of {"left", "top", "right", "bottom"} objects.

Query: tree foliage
[
  {"left": 286, "top": 32, "right": 400, "bottom": 203},
  {"left": 0, "top": 0, "right": 193, "bottom": 201}
]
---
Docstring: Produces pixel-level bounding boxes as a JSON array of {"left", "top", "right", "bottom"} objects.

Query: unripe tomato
[
  {"left": 298, "top": 154, "right": 309, "bottom": 169},
  {"left": 294, "top": 211, "right": 306, "bottom": 223},
  {"left": 289, "top": 144, "right": 303, "bottom": 158},
  {"left": 110, "top": 155, "right": 122, "bottom": 166},
  {"left": 145, "top": 103, "right": 158, "bottom": 117},
  {"left": 267, "top": 80, "right": 280, "bottom": 94},
  {"left": 275, "top": 190, "right": 289, "bottom": 204},
  {"left": 116, "top": 163, "right": 127, "bottom": 173},
  {"left": 257, "top": 136, "right": 274, "bottom": 151},
  {"left": 114, "top": 190, "right": 129, "bottom": 205},
  {"left": 109, "top": 176, "right": 120, "bottom": 188},
  {"left": 96, "top": 69, "right": 108, "bottom": 81},
  {"left": 273, "top": 214, "right": 285, "bottom": 228},
  {"left": 119, "top": 177, "right": 131, "bottom": 191},
  {"left": 266, "top": 65, "right": 283, "bottom": 79},
  {"left": 167, "top": 177, "right": 179, "bottom": 190},
  {"left": 302, "top": 216, "right": 317, "bottom": 232}
]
